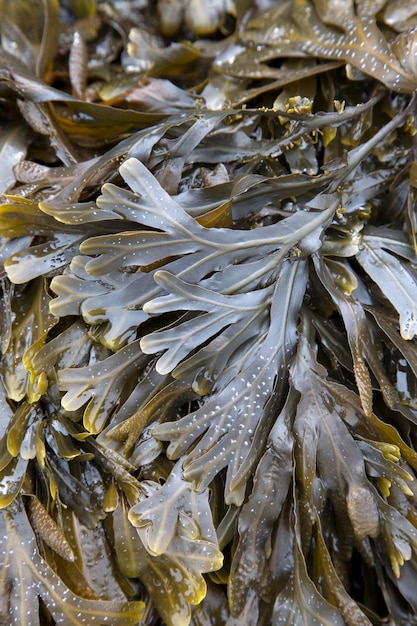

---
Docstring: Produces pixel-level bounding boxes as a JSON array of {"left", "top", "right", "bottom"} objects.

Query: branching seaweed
[{"left": 2, "top": 1, "right": 417, "bottom": 625}]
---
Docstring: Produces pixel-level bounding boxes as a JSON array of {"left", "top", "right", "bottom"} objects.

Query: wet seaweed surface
[{"left": 2, "top": 1, "right": 417, "bottom": 624}]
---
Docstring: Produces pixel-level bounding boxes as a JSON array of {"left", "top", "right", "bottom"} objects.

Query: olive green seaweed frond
[{"left": 2, "top": 1, "right": 417, "bottom": 625}]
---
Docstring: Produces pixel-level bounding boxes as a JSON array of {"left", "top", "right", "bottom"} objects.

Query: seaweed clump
[{"left": 2, "top": 0, "right": 417, "bottom": 625}]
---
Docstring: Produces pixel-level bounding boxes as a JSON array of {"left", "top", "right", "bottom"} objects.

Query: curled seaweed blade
[
  {"left": 0, "top": 0, "right": 59, "bottom": 79},
  {"left": 26, "top": 320, "right": 95, "bottom": 389},
  {"left": 358, "top": 440, "right": 414, "bottom": 498},
  {"left": 313, "top": 515, "right": 372, "bottom": 625},
  {"left": 5, "top": 233, "right": 84, "bottom": 285},
  {"left": 0, "top": 125, "right": 32, "bottom": 196},
  {"left": 128, "top": 460, "right": 223, "bottom": 626},
  {"left": 272, "top": 509, "right": 346, "bottom": 625},
  {"left": 356, "top": 238, "right": 417, "bottom": 340},
  {"left": 0, "top": 500, "right": 144, "bottom": 625},
  {"left": 0, "top": 456, "right": 28, "bottom": 508},
  {"left": 127, "top": 27, "right": 200, "bottom": 77},
  {"left": 1, "top": 278, "right": 57, "bottom": 402},
  {"left": 229, "top": 390, "right": 296, "bottom": 615},
  {"left": 49, "top": 256, "right": 152, "bottom": 350},
  {"left": 314, "top": 254, "right": 397, "bottom": 416},
  {"left": 58, "top": 339, "right": 147, "bottom": 434},
  {"left": 129, "top": 460, "right": 220, "bottom": 557},
  {"left": 376, "top": 493, "right": 417, "bottom": 579},
  {"left": 114, "top": 494, "right": 211, "bottom": 626},
  {"left": 366, "top": 304, "right": 417, "bottom": 382},
  {"left": 56, "top": 504, "right": 138, "bottom": 605},
  {"left": 0, "top": 196, "right": 69, "bottom": 240},
  {"left": 94, "top": 157, "right": 196, "bottom": 232},
  {"left": 112, "top": 494, "right": 144, "bottom": 578},
  {"left": 137, "top": 544, "right": 219, "bottom": 626},
  {"left": 291, "top": 336, "right": 381, "bottom": 546}
]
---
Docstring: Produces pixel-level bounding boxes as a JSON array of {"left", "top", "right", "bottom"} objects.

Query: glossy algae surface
[{"left": 2, "top": 1, "right": 417, "bottom": 625}]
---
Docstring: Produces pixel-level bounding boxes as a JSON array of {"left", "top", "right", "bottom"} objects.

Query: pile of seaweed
[{"left": 2, "top": 1, "right": 417, "bottom": 624}]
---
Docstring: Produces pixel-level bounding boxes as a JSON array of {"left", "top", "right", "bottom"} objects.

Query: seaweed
[{"left": 2, "top": 0, "right": 417, "bottom": 625}]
